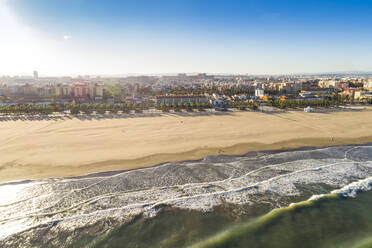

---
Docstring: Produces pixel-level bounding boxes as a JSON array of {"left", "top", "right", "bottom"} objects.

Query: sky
[{"left": 1, "top": 0, "right": 372, "bottom": 76}]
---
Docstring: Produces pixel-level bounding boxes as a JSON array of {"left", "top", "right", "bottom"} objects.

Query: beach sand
[{"left": 1, "top": 109, "right": 372, "bottom": 183}]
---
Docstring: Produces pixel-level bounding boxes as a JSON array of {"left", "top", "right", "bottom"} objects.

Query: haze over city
[{"left": 1, "top": 0, "right": 372, "bottom": 76}]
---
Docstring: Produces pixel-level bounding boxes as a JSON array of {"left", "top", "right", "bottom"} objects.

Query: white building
[
  {"left": 355, "top": 91, "right": 372, "bottom": 99},
  {"left": 255, "top": 88, "right": 264, "bottom": 97},
  {"left": 318, "top": 80, "right": 340, "bottom": 89},
  {"left": 33, "top": 71, "right": 38, "bottom": 80},
  {"left": 304, "top": 106, "right": 314, "bottom": 112},
  {"left": 364, "top": 81, "right": 372, "bottom": 89},
  {"left": 255, "top": 83, "right": 265, "bottom": 97}
]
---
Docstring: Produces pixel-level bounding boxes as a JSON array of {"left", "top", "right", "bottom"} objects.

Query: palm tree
[
  {"left": 162, "top": 103, "right": 170, "bottom": 112},
  {"left": 195, "top": 102, "right": 200, "bottom": 110}
]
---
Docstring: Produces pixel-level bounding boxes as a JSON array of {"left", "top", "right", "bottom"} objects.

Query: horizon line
[{"left": 2, "top": 70, "right": 372, "bottom": 78}]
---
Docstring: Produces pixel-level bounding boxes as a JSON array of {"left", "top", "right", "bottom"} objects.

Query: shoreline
[
  {"left": 66, "top": 140, "right": 372, "bottom": 180},
  {"left": 1, "top": 109, "right": 372, "bottom": 183},
  {"left": 1, "top": 137, "right": 372, "bottom": 184},
  {"left": 2, "top": 144, "right": 372, "bottom": 248}
]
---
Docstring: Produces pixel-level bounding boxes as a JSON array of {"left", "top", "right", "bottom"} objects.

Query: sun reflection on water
[
  {"left": 0, "top": 183, "right": 31, "bottom": 206},
  {"left": 0, "top": 182, "right": 38, "bottom": 240}
]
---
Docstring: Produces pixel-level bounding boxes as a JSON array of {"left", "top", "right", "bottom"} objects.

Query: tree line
[
  {"left": 0, "top": 96, "right": 371, "bottom": 116},
  {"left": 265, "top": 97, "right": 372, "bottom": 109},
  {"left": 0, "top": 103, "right": 148, "bottom": 115},
  {"left": 0, "top": 102, "right": 212, "bottom": 115}
]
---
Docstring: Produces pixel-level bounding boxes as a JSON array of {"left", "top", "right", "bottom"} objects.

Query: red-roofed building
[{"left": 341, "top": 88, "right": 356, "bottom": 98}]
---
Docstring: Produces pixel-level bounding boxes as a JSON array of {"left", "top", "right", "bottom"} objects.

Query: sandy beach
[{"left": 1, "top": 109, "right": 372, "bottom": 183}]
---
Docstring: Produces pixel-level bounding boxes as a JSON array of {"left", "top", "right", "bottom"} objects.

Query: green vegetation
[
  {"left": 0, "top": 94, "right": 370, "bottom": 116},
  {"left": 105, "top": 84, "right": 123, "bottom": 97},
  {"left": 267, "top": 99, "right": 332, "bottom": 109},
  {"left": 0, "top": 102, "right": 146, "bottom": 115}
]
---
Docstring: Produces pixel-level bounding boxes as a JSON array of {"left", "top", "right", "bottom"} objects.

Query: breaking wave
[
  {"left": 191, "top": 177, "right": 372, "bottom": 248},
  {"left": 0, "top": 145, "right": 372, "bottom": 247}
]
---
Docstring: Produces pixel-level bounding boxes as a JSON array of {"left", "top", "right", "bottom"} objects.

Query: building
[
  {"left": 36, "top": 86, "right": 54, "bottom": 97},
  {"left": 33, "top": 71, "right": 38, "bottom": 80},
  {"left": 89, "top": 83, "right": 104, "bottom": 100},
  {"left": 255, "top": 88, "right": 264, "bottom": 97},
  {"left": 22, "top": 84, "right": 35, "bottom": 95},
  {"left": 55, "top": 84, "right": 72, "bottom": 97},
  {"left": 72, "top": 83, "right": 90, "bottom": 99},
  {"left": 341, "top": 88, "right": 356, "bottom": 98},
  {"left": 298, "top": 91, "right": 320, "bottom": 101},
  {"left": 156, "top": 94, "right": 208, "bottom": 106},
  {"left": 318, "top": 80, "right": 340, "bottom": 89},
  {"left": 56, "top": 82, "right": 103, "bottom": 100},
  {"left": 210, "top": 94, "right": 229, "bottom": 106},
  {"left": 301, "top": 80, "right": 319, "bottom": 90},
  {"left": 255, "top": 84, "right": 265, "bottom": 98},
  {"left": 355, "top": 91, "right": 372, "bottom": 100},
  {"left": 304, "top": 106, "right": 314, "bottom": 112},
  {"left": 278, "top": 82, "right": 302, "bottom": 93},
  {"left": 364, "top": 81, "right": 372, "bottom": 89}
]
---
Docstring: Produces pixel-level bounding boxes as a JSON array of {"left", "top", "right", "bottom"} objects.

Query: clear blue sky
[{"left": 1, "top": 0, "right": 372, "bottom": 76}]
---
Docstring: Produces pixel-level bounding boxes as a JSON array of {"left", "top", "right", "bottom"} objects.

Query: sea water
[
  {"left": 0, "top": 145, "right": 371, "bottom": 247},
  {"left": 94, "top": 190, "right": 372, "bottom": 248}
]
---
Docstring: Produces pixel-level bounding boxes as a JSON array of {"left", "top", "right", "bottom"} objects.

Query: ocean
[{"left": 0, "top": 145, "right": 371, "bottom": 248}]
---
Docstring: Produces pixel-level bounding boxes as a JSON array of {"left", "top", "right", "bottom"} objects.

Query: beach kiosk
[{"left": 304, "top": 106, "right": 314, "bottom": 112}]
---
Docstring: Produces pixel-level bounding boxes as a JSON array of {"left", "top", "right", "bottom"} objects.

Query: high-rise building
[
  {"left": 255, "top": 83, "right": 264, "bottom": 97},
  {"left": 33, "top": 71, "right": 38, "bottom": 80}
]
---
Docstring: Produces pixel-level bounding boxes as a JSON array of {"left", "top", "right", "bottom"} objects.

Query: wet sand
[{"left": 0, "top": 109, "right": 372, "bottom": 182}]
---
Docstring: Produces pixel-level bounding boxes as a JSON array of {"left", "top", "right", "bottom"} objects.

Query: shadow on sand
[
  {"left": 0, "top": 106, "right": 368, "bottom": 122},
  {"left": 0, "top": 110, "right": 236, "bottom": 122}
]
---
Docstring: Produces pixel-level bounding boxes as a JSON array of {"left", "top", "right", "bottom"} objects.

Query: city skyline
[{"left": 1, "top": 0, "right": 372, "bottom": 76}]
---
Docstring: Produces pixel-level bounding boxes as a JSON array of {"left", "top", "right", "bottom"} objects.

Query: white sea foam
[
  {"left": 1, "top": 145, "right": 372, "bottom": 247},
  {"left": 331, "top": 176, "right": 372, "bottom": 197},
  {"left": 294, "top": 176, "right": 372, "bottom": 207}
]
